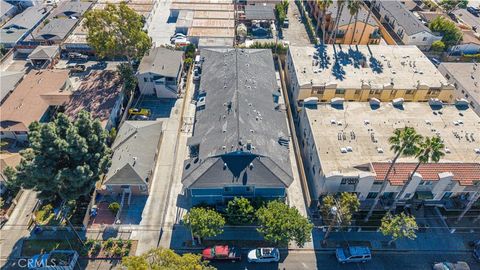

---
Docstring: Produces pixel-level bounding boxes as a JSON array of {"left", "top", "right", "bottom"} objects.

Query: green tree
[
  {"left": 226, "top": 197, "right": 255, "bottom": 225},
  {"left": 345, "top": 0, "right": 361, "bottom": 44},
  {"left": 184, "top": 207, "right": 225, "bottom": 244},
  {"left": 391, "top": 136, "right": 445, "bottom": 210},
  {"left": 5, "top": 111, "right": 111, "bottom": 202},
  {"left": 365, "top": 127, "right": 422, "bottom": 221},
  {"left": 117, "top": 63, "right": 137, "bottom": 95},
  {"left": 275, "top": 3, "right": 286, "bottom": 25},
  {"left": 256, "top": 200, "right": 313, "bottom": 247},
  {"left": 329, "top": 0, "right": 346, "bottom": 43},
  {"left": 185, "top": 43, "right": 196, "bottom": 59},
  {"left": 380, "top": 212, "right": 418, "bottom": 245},
  {"left": 431, "top": 40, "right": 446, "bottom": 52},
  {"left": 122, "top": 248, "right": 215, "bottom": 270},
  {"left": 84, "top": 2, "right": 151, "bottom": 61},
  {"left": 439, "top": 0, "right": 468, "bottom": 13},
  {"left": 317, "top": 0, "right": 333, "bottom": 44},
  {"left": 320, "top": 193, "right": 359, "bottom": 243},
  {"left": 108, "top": 202, "right": 120, "bottom": 214},
  {"left": 429, "top": 16, "right": 463, "bottom": 47}
]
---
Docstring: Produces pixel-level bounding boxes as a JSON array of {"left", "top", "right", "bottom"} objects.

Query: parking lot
[{"left": 130, "top": 95, "right": 177, "bottom": 120}]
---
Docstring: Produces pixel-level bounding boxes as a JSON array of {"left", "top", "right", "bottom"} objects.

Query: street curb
[{"left": 170, "top": 247, "right": 473, "bottom": 253}]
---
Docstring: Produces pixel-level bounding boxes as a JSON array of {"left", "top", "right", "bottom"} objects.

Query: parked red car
[{"left": 202, "top": 245, "right": 241, "bottom": 261}]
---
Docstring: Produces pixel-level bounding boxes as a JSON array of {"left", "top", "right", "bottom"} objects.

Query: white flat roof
[
  {"left": 305, "top": 102, "right": 480, "bottom": 176},
  {"left": 289, "top": 45, "right": 450, "bottom": 90},
  {"left": 440, "top": 62, "right": 480, "bottom": 105}
]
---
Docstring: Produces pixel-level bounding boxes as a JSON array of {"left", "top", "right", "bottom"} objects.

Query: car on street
[
  {"left": 247, "top": 248, "right": 280, "bottom": 263},
  {"left": 170, "top": 33, "right": 186, "bottom": 42},
  {"left": 429, "top": 57, "right": 441, "bottom": 67},
  {"left": 193, "top": 67, "right": 201, "bottom": 81},
  {"left": 336, "top": 246, "right": 371, "bottom": 264},
  {"left": 432, "top": 261, "right": 470, "bottom": 270},
  {"left": 467, "top": 7, "right": 480, "bottom": 17},
  {"left": 202, "top": 245, "right": 241, "bottom": 261},
  {"left": 66, "top": 63, "right": 86, "bottom": 73},
  {"left": 131, "top": 115, "right": 149, "bottom": 120},
  {"left": 68, "top": 52, "right": 88, "bottom": 61},
  {"left": 283, "top": 18, "right": 289, "bottom": 28},
  {"left": 128, "top": 108, "right": 151, "bottom": 116}
]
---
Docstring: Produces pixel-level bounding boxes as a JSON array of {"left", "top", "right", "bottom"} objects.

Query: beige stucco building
[
  {"left": 286, "top": 45, "right": 454, "bottom": 106},
  {"left": 298, "top": 101, "right": 480, "bottom": 210}
]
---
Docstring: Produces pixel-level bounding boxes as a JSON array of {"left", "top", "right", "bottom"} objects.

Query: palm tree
[
  {"left": 390, "top": 136, "right": 445, "bottom": 211},
  {"left": 328, "top": 0, "right": 346, "bottom": 44},
  {"left": 317, "top": 0, "right": 333, "bottom": 44},
  {"left": 358, "top": 2, "right": 372, "bottom": 44},
  {"left": 342, "top": 0, "right": 360, "bottom": 43},
  {"left": 364, "top": 127, "right": 422, "bottom": 221}
]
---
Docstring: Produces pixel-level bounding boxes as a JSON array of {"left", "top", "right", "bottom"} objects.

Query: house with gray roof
[
  {"left": 25, "top": 1, "right": 92, "bottom": 44},
  {"left": 28, "top": 45, "right": 59, "bottom": 68},
  {"left": 137, "top": 47, "right": 184, "bottom": 98},
  {"left": 1, "top": 0, "right": 18, "bottom": 25},
  {"left": 0, "top": 5, "right": 51, "bottom": 48},
  {"left": 102, "top": 120, "right": 163, "bottom": 197},
  {"left": 371, "top": 0, "right": 442, "bottom": 49},
  {"left": 0, "top": 71, "right": 24, "bottom": 105},
  {"left": 182, "top": 48, "right": 293, "bottom": 206}
]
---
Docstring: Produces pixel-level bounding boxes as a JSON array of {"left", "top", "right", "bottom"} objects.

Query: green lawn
[{"left": 22, "top": 239, "right": 83, "bottom": 257}]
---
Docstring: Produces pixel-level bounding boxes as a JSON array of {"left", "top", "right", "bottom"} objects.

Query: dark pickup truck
[{"left": 202, "top": 245, "right": 241, "bottom": 261}]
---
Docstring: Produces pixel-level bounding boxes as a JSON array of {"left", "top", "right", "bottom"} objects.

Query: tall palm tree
[
  {"left": 317, "top": 0, "right": 333, "bottom": 44},
  {"left": 358, "top": 2, "right": 372, "bottom": 44},
  {"left": 344, "top": 0, "right": 361, "bottom": 44},
  {"left": 390, "top": 136, "right": 445, "bottom": 211},
  {"left": 348, "top": 0, "right": 361, "bottom": 44},
  {"left": 328, "top": 0, "right": 346, "bottom": 44},
  {"left": 365, "top": 127, "right": 422, "bottom": 221}
]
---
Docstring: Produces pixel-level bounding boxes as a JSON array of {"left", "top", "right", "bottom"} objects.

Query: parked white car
[{"left": 247, "top": 248, "right": 280, "bottom": 263}]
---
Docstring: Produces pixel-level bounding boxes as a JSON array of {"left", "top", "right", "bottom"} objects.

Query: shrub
[
  {"left": 108, "top": 202, "right": 120, "bottom": 214},
  {"left": 431, "top": 40, "right": 445, "bottom": 52},
  {"left": 113, "top": 247, "right": 123, "bottom": 257},
  {"left": 104, "top": 238, "right": 115, "bottom": 250},
  {"left": 92, "top": 242, "right": 101, "bottom": 255},
  {"left": 126, "top": 240, "right": 132, "bottom": 249},
  {"left": 116, "top": 239, "right": 124, "bottom": 248}
]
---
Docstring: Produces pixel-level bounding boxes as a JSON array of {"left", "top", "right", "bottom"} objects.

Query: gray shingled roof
[
  {"left": 104, "top": 120, "right": 163, "bottom": 186},
  {"left": 138, "top": 47, "right": 184, "bottom": 78},
  {"left": 182, "top": 48, "right": 293, "bottom": 189},
  {"left": 52, "top": 1, "right": 92, "bottom": 18},
  {"left": 0, "top": 71, "right": 24, "bottom": 104},
  {"left": 3, "top": 5, "right": 51, "bottom": 30},
  {"left": 244, "top": 4, "right": 275, "bottom": 20},
  {"left": 33, "top": 18, "right": 77, "bottom": 41},
  {"left": 28, "top": 45, "right": 59, "bottom": 60},
  {"left": 379, "top": 1, "right": 432, "bottom": 35}
]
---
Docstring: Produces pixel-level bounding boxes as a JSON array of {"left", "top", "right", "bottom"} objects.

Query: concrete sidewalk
[{"left": 168, "top": 224, "right": 476, "bottom": 253}]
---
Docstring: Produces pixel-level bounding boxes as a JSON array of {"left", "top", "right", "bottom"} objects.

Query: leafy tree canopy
[
  {"left": 439, "top": 0, "right": 468, "bottom": 13},
  {"left": 321, "top": 192, "right": 359, "bottom": 227},
  {"left": 256, "top": 200, "right": 313, "bottom": 247},
  {"left": 226, "top": 197, "right": 255, "bottom": 225},
  {"left": 431, "top": 40, "right": 446, "bottom": 52},
  {"left": 429, "top": 16, "right": 463, "bottom": 47},
  {"left": 122, "top": 248, "right": 216, "bottom": 270},
  {"left": 5, "top": 111, "right": 111, "bottom": 202},
  {"left": 184, "top": 207, "right": 225, "bottom": 239},
  {"left": 84, "top": 3, "right": 151, "bottom": 60},
  {"left": 380, "top": 212, "right": 418, "bottom": 244}
]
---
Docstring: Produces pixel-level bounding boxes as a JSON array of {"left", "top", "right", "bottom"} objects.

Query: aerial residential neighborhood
[{"left": 0, "top": 0, "right": 480, "bottom": 270}]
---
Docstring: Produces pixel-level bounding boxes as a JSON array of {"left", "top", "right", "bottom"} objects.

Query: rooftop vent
[{"left": 377, "top": 147, "right": 384, "bottom": 153}]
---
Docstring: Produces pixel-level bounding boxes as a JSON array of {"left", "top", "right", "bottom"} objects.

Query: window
[
  {"left": 373, "top": 181, "right": 382, "bottom": 185},
  {"left": 355, "top": 90, "right": 361, "bottom": 95},
  {"left": 404, "top": 193, "right": 411, "bottom": 199},
  {"left": 406, "top": 90, "right": 414, "bottom": 95},
  {"left": 422, "top": 37, "right": 427, "bottom": 41},
  {"left": 445, "top": 74, "right": 451, "bottom": 80},
  {"left": 367, "top": 192, "right": 378, "bottom": 199},
  {"left": 144, "top": 78, "right": 147, "bottom": 82},
  {"left": 341, "top": 177, "right": 358, "bottom": 185},
  {"left": 312, "top": 86, "right": 325, "bottom": 95},
  {"left": 335, "top": 88, "right": 345, "bottom": 95}
]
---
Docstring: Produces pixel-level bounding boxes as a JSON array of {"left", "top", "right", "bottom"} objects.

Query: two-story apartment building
[
  {"left": 182, "top": 48, "right": 293, "bottom": 206},
  {"left": 438, "top": 62, "right": 480, "bottom": 117},
  {"left": 307, "top": 1, "right": 381, "bottom": 44},
  {"left": 298, "top": 101, "right": 480, "bottom": 212},
  {"left": 137, "top": 47, "right": 184, "bottom": 99},
  {"left": 286, "top": 45, "right": 454, "bottom": 110},
  {"left": 370, "top": 0, "right": 442, "bottom": 49}
]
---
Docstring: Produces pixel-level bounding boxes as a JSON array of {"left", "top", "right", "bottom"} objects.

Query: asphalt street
[{"left": 210, "top": 250, "right": 480, "bottom": 270}]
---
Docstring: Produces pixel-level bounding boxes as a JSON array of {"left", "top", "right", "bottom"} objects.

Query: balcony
[{"left": 369, "top": 31, "right": 381, "bottom": 39}]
